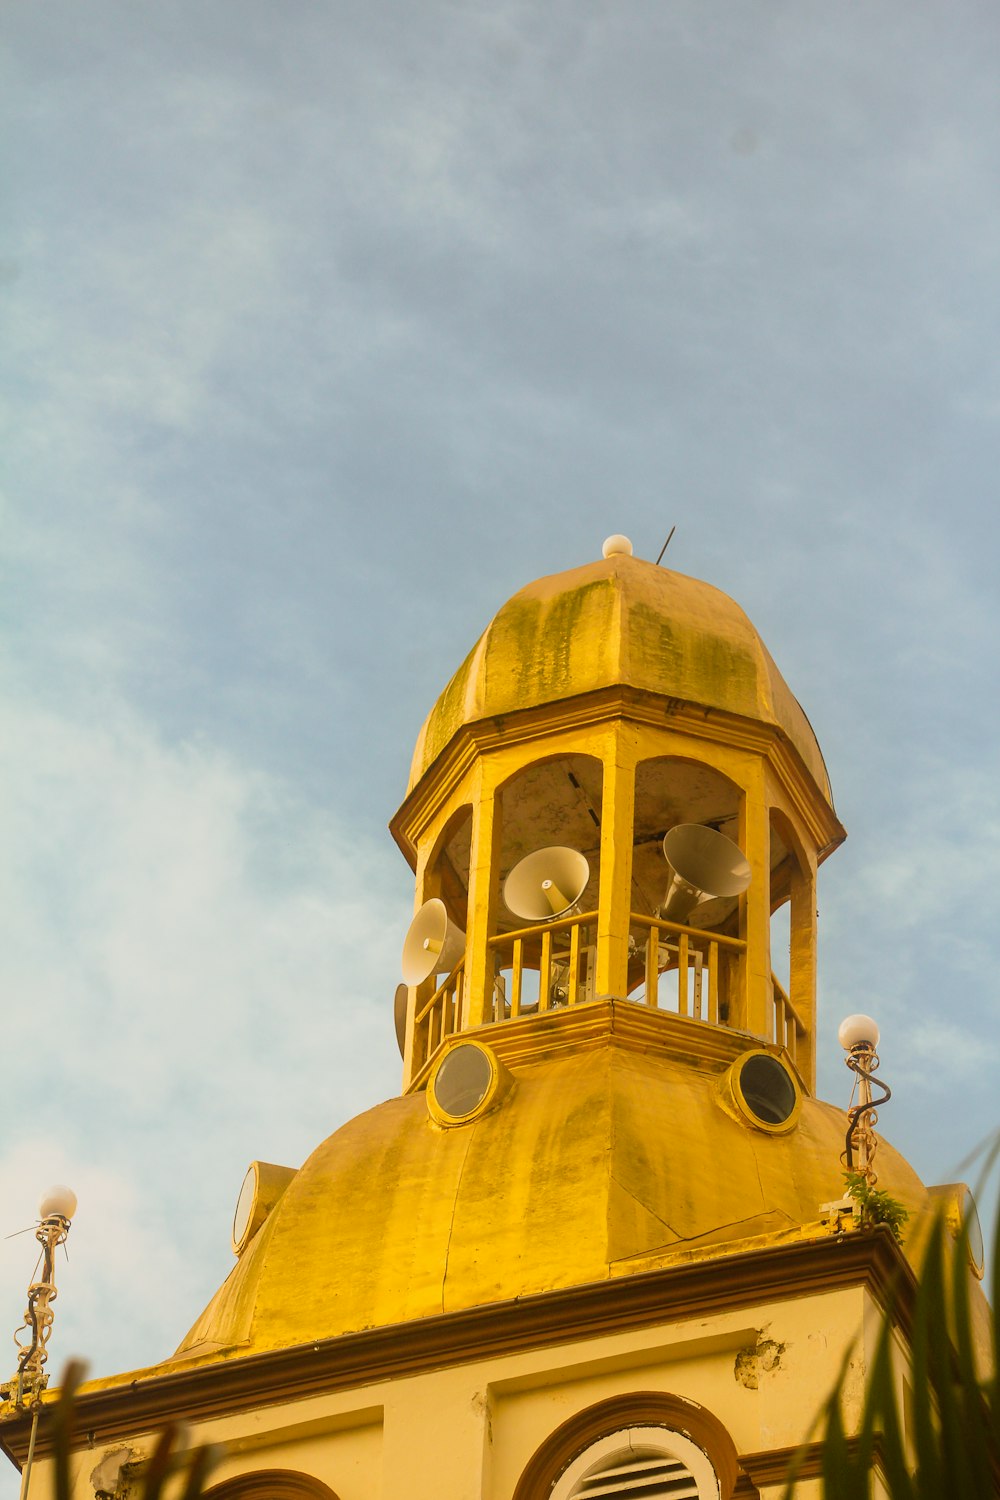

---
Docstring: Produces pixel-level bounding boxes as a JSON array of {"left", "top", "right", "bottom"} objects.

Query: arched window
[
  {"left": 513, "top": 1393, "right": 752, "bottom": 1500},
  {"left": 554, "top": 1426, "right": 716, "bottom": 1500},
  {"left": 203, "top": 1471, "right": 340, "bottom": 1500}
]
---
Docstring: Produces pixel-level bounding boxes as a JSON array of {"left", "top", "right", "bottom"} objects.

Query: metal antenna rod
[{"left": 655, "top": 527, "right": 676, "bottom": 566}]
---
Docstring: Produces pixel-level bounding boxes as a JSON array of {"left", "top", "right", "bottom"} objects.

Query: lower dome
[{"left": 174, "top": 1013, "right": 931, "bottom": 1363}]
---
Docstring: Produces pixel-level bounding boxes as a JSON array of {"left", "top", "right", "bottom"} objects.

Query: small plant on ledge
[{"left": 843, "top": 1170, "right": 909, "bottom": 1245}]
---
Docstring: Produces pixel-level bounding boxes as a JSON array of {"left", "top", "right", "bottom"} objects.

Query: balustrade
[
  {"left": 627, "top": 914, "right": 743, "bottom": 1024},
  {"left": 488, "top": 912, "right": 600, "bottom": 1021},
  {"left": 770, "top": 972, "right": 807, "bottom": 1066},
  {"left": 411, "top": 962, "right": 464, "bottom": 1086},
  {"left": 411, "top": 916, "right": 806, "bottom": 1088}
]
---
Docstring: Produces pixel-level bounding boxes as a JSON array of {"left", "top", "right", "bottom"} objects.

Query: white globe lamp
[
  {"left": 39, "top": 1185, "right": 78, "bottom": 1222},
  {"left": 838, "top": 1014, "right": 880, "bottom": 1051}
]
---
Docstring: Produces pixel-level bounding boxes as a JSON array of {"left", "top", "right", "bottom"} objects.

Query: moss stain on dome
[
  {"left": 629, "top": 600, "right": 760, "bottom": 716},
  {"left": 485, "top": 578, "right": 613, "bottom": 710},
  {"left": 406, "top": 556, "right": 833, "bottom": 807}
]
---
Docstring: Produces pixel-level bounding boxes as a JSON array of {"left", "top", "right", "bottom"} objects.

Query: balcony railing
[
  {"left": 411, "top": 960, "right": 464, "bottom": 1085},
  {"left": 411, "top": 913, "right": 803, "bottom": 1087},
  {"left": 770, "top": 972, "right": 807, "bottom": 1067},
  {"left": 627, "top": 913, "right": 744, "bottom": 1025},
  {"left": 488, "top": 911, "right": 600, "bottom": 1020},
  {"left": 486, "top": 911, "right": 746, "bottom": 1029}
]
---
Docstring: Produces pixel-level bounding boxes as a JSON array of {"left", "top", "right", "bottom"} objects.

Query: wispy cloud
[
  {"left": 3, "top": 8, "right": 1000, "bottom": 1491},
  {"left": 0, "top": 1140, "right": 196, "bottom": 1382},
  {"left": 0, "top": 683, "right": 408, "bottom": 1381}
]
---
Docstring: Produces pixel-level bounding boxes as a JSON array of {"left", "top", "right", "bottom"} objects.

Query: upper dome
[{"left": 407, "top": 553, "right": 833, "bottom": 804}]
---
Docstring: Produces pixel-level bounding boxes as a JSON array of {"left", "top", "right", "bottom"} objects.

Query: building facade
[{"left": 1, "top": 539, "right": 990, "bottom": 1499}]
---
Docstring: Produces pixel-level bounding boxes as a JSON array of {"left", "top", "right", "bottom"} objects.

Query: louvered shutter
[{"left": 569, "top": 1451, "right": 701, "bottom": 1500}]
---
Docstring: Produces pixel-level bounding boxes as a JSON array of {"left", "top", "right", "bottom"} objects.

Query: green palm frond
[
  {"left": 785, "top": 1145, "right": 999, "bottom": 1499},
  {"left": 48, "top": 1362, "right": 219, "bottom": 1500}
]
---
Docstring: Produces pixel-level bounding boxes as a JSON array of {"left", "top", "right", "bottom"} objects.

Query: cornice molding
[
  {"left": 408, "top": 999, "right": 783, "bottom": 1084},
  {"left": 391, "top": 686, "right": 844, "bottom": 864},
  {"left": 739, "top": 1435, "right": 887, "bottom": 1488},
  {"left": 0, "top": 1231, "right": 911, "bottom": 1468}
]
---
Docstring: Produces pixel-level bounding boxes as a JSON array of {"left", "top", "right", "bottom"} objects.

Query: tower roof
[
  {"left": 73, "top": 547, "right": 939, "bottom": 1398},
  {"left": 407, "top": 553, "right": 834, "bottom": 806}
]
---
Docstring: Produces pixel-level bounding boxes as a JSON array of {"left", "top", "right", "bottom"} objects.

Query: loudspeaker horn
[
  {"left": 660, "top": 823, "right": 751, "bottom": 923},
  {"left": 393, "top": 983, "right": 409, "bottom": 1058},
  {"left": 401, "top": 898, "right": 467, "bottom": 986},
  {"left": 503, "top": 846, "right": 590, "bottom": 922}
]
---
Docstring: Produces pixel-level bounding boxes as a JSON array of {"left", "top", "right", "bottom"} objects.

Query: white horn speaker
[
  {"left": 660, "top": 824, "right": 751, "bottom": 923},
  {"left": 503, "top": 846, "right": 590, "bottom": 922},
  {"left": 393, "top": 983, "right": 409, "bottom": 1058},
  {"left": 401, "top": 898, "right": 466, "bottom": 986}
]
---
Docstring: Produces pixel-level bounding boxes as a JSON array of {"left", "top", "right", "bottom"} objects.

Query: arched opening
[
  {"left": 421, "top": 802, "right": 474, "bottom": 928},
  {"left": 490, "top": 753, "right": 604, "bottom": 1018},
  {"left": 631, "top": 755, "right": 744, "bottom": 926},
  {"left": 768, "top": 812, "right": 808, "bottom": 1000},
  {"left": 768, "top": 808, "right": 815, "bottom": 1079},
  {"left": 204, "top": 1472, "right": 340, "bottom": 1500},
  {"left": 555, "top": 1429, "right": 716, "bottom": 1500},
  {"left": 627, "top": 756, "right": 746, "bottom": 1024},
  {"left": 406, "top": 803, "right": 473, "bottom": 1078},
  {"left": 512, "top": 1392, "right": 749, "bottom": 1500}
]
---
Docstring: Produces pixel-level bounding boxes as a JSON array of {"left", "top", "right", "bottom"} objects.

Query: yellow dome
[
  {"left": 408, "top": 553, "right": 834, "bottom": 804},
  {"left": 174, "top": 1016, "right": 928, "bottom": 1364}
]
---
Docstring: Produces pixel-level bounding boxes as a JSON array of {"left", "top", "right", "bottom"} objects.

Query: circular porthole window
[
  {"left": 723, "top": 1049, "right": 801, "bottom": 1134},
  {"left": 427, "top": 1041, "right": 511, "bottom": 1127},
  {"left": 963, "top": 1194, "right": 985, "bottom": 1280},
  {"left": 231, "top": 1160, "right": 297, "bottom": 1256},
  {"left": 928, "top": 1183, "right": 985, "bottom": 1280}
]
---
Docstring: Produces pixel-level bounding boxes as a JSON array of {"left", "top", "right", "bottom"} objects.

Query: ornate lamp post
[
  {"left": 838, "top": 1014, "right": 891, "bottom": 1186},
  {"left": 0, "top": 1186, "right": 78, "bottom": 1500}
]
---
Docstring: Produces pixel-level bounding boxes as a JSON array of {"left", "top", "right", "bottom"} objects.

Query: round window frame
[
  {"left": 929, "top": 1182, "right": 985, "bottom": 1280},
  {"left": 725, "top": 1048, "right": 801, "bottom": 1135},
  {"left": 231, "top": 1160, "right": 296, "bottom": 1257},
  {"left": 426, "top": 1039, "right": 509, "bottom": 1127}
]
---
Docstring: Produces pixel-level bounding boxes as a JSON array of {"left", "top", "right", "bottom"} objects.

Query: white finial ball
[
  {"left": 838, "top": 1014, "right": 880, "bottom": 1050},
  {"left": 602, "top": 534, "right": 633, "bottom": 558},
  {"left": 39, "top": 1185, "right": 77, "bottom": 1221}
]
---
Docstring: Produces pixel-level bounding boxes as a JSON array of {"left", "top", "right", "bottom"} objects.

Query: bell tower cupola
[
  {"left": 391, "top": 537, "right": 844, "bottom": 1097},
  {"left": 11, "top": 539, "right": 982, "bottom": 1500}
]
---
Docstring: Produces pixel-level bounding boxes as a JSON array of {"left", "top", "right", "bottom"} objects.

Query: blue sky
[{"left": 2, "top": 0, "right": 999, "bottom": 1472}]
